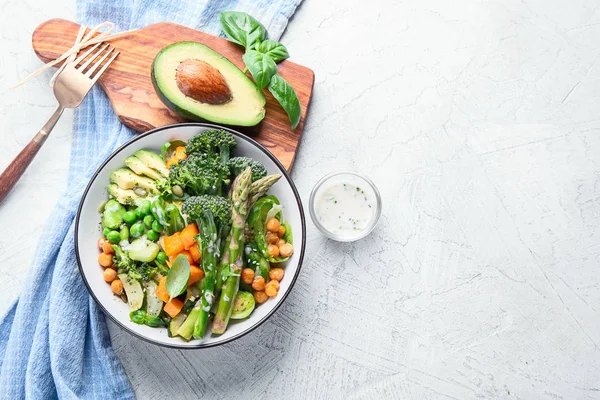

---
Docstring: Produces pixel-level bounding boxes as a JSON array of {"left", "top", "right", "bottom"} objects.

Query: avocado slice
[
  {"left": 107, "top": 184, "right": 141, "bottom": 205},
  {"left": 124, "top": 156, "right": 163, "bottom": 181},
  {"left": 110, "top": 168, "right": 158, "bottom": 195},
  {"left": 133, "top": 150, "right": 169, "bottom": 178},
  {"left": 151, "top": 41, "right": 266, "bottom": 127}
]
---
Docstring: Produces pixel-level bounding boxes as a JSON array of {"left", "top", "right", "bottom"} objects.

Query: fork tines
[{"left": 73, "top": 43, "right": 120, "bottom": 82}]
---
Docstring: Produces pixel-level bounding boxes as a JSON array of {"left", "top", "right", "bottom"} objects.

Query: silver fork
[{"left": 0, "top": 43, "right": 119, "bottom": 203}]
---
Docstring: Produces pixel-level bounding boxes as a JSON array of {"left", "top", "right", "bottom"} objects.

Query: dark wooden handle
[{"left": 0, "top": 139, "right": 43, "bottom": 204}]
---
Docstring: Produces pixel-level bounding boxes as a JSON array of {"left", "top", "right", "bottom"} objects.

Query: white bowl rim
[{"left": 74, "top": 122, "right": 306, "bottom": 349}]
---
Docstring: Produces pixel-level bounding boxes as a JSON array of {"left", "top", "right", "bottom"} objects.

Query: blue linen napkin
[{"left": 0, "top": 0, "right": 302, "bottom": 398}]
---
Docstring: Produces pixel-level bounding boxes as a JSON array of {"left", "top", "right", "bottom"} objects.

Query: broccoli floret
[
  {"left": 112, "top": 245, "right": 134, "bottom": 273},
  {"left": 182, "top": 195, "right": 232, "bottom": 226},
  {"left": 168, "top": 153, "right": 230, "bottom": 196},
  {"left": 183, "top": 195, "right": 232, "bottom": 259},
  {"left": 228, "top": 156, "right": 267, "bottom": 182},
  {"left": 185, "top": 129, "right": 237, "bottom": 164}
]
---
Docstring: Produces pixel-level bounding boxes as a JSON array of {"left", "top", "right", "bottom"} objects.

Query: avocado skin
[{"left": 151, "top": 41, "right": 266, "bottom": 127}]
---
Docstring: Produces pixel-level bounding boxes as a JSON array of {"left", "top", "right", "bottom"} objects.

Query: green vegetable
[
  {"left": 139, "top": 200, "right": 152, "bottom": 216},
  {"left": 212, "top": 168, "right": 252, "bottom": 335},
  {"left": 256, "top": 39, "right": 289, "bottom": 63},
  {"left": 151, "top": 220, "right": 163, "bottom": 233},
  {"left": 143, "top": 214, "right": 155, "bottom": 228},
  {"left": 146, "top": 229, "right": 159, "bottom": 241},
  {"left": 248, "top": 195, "right": 293, "bottom": 262},
  {"left": 130, "top": 222, "right": 145, "bottom": 238},
  {"left": 169, "top": 312, "right": 188, "bottom": 337},
  {"left": 102, "top": 199, "right": 126, "bottom": 229},
  {"left": 219, "top": 11, "right": 266, "bottom": 49},
  {"left": 150, "top": 197, "right": 170, "bottom": 229},
  {"left": 134, "top": 207, "right": 144, "bottom": 220},
  {"left": 249, "top": 174, "right": 282, "bottom": 208},
  {"left": 166, "top": 254, "right": 191, "bottom": 298},
  {"left": 156, "top": 251, "right": 167, "bottom": 264},
  {"left": 165, "top": 204, "right": 185, "bottom": 235},
  {"left": 160, "top": 142, "right": 171, "bottom": 161},
  {"left": 181, "top": 195, "right": 233, "bottom": 339},
  {"left": 119, "top": 225, "right": 130, "bottom": 241},
  {"left": 242, "top": 50, "right": 277, "bottom": 89},
  {"left": 168, "top": 153, "right": 230, "bottom": 197},
  {"left": 228, "top": 156, "right": 267, "bottom": 182},
  {"left": 144, "top": 280, "right": 163, "bottom": 317},
  {"left": 130, "top": 310, "right": 165, "bottom": 327},
  {"left": 102, "top": 227, "right": 111, "bottom": 238},
  {"left": 230, "top": 291, "right": 255, "bottom": 319},
  {"left": 123, "top": 210, "right": 137, "bottom": 224},
  {"left": 184, "top": 129, "right": 236, "bottom": 165},
  {"left": 128, "top": 238, "right": 160, "bottom": 262},
  {"left": 177, "top": 307, "right": 201, "bottom": 340},
  {"left": 268, "top": 74, "right": 301, "bottom": 130},
  {"left": 106, "top": 230, "right": 121, "bottom": 244},
  {"left": 118, "top": 274, "right": 143, "bottom": 311},
  {"left": 244, "top": 242, "right": 269, "bottom": 280}
]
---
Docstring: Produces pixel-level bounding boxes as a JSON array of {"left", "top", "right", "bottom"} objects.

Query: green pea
[
  {"left": 143, "top": 214, "right": 155, "bottom": 228},
  {"left": 151, "top": 220, "right": 163, "bottom": 233},
  {"left": 146, "top": 229, "right": 159, "bottom": 241},
  {"left": 156, "top": 251, "right": 167, "bottom": 264},
  {"left": 130, "top": 222, "right": 145, "bottom": 238},
  {"left": 106, "top": 230, "right": 121, "bottom": 243},
  {"left": 120, "top": 225, "right": 130, "bottom": 241},
  {"left": 135, "top": 207, "right": 144, "bottom": 219},
  {"left": 123, "top": 211, "right": 137, "bottom": 224},
  {"left": 102, "top": 227, "right": 112, "bottom": 238},
  {"left": 139, "top": 200, "right": 152, "bottom": 216}
]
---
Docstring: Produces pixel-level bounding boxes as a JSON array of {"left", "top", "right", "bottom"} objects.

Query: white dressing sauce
[{"left": 315, "top": 183, "right": 374, "bottom": 236}]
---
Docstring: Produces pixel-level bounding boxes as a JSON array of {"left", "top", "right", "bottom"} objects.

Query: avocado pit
[{"left": 175, "top": 59, "right": 232, "bottom": 105}]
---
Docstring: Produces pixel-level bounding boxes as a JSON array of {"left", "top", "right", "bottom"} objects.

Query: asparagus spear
[
  {"left": 212, "top": 168, "right": 252, "bottom": 334},
  {"left": 249, "top": 174, "right": 281, "bottom": 207}
]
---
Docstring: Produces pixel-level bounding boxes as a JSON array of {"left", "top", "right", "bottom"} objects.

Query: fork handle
[{"left": 0, "top": 106, "right": 65, "bottom": 204}]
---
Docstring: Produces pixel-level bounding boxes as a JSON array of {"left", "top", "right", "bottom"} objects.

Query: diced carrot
[
  {"left": 163, "top": 298, "right": 184, "bottom": 318},
  {"left": 171, "top": 250, "right": 194, "bottom": 266},
  {"left": 155, "top": 276, "right": 170, "bottom": 303},
  {"left": 180, "top": 223, "right": 199, "bottom": 250},
  {"left": 189, "top": 243, "right": 201, "bottom": 262},
  {"left": 166, "top": 155, "right": 178, "bottom": 169},
  {"left": 188, "top": 265, "right": 205, "bottom": 286},
  {"left": 174, "top": 146, "right": 187, "bottom": 160},
  {"left": 163, "top": 232, "right": 184, "bottom": 256}
]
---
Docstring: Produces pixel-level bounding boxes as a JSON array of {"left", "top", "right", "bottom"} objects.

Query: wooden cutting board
[{"left": 31, "top": 19, "right": 314, "bottom": 170}]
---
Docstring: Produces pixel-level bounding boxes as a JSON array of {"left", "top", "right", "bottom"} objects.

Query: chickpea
[
  {"left": 277, "top": 239, "right": 286, "bottom": 247},
  {"left": 267, "top": 244, "right": 280, "bottom": 258},
  {"left": 252, "top": 276, "right": 266, "bottom": 291},
  {"left": 241, "top": 268, "right": 255, "bottom": 284},
  {"left": 266, "top": 280, "right": 280, "bottom": 290},
  {"left": 103, "top": 268, "right": 117, "bottom": 283},
  {"left": 111, "top": 279, "right": 124, "bottom": 295},
  {"left": 278, "top": 225, "right": 286, "bottom": 237},
  {"left": 102, "top": 241, "right": 115, "bottom": 254},
  {"left": 269, "top": 267, "right": 285, "bottom": 282},
  {"left": 98, "top": 253, "right": 113, "bottom": 267},
  {"left": 266, "top": 218, "right": 281, "bottom": 233},
  {"left": 253, "top": 291, "right": 268, "bottom": 304},
  {"left": 279, "top": 243, "right": 294, "bottom": 258},
  {"left": 97, "top": 237, "right": 106, "bottom": 250},
  {"left": 266, "top": 232, "right": 279, "bottom": 245},
  {"left": 265, "top": 284, "right": 278, "bottom": 298}
]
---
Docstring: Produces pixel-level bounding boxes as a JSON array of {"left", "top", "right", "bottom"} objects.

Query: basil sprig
[
  {"left": 220, "top": 11, "right": 301, "bottom": 129},
  {"left": 166, "top": 254, "right": 190, "bottom": 298},
  {"left": 130, "top": 310, "right": 165, "bottom": 327}
]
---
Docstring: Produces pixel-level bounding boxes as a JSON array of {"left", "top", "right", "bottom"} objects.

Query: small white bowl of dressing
[{"left": 309, "top": 170, "right": 382, "bottom": 242}]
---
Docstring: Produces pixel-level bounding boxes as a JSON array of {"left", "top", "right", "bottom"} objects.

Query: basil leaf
[
  {"left": 160, "top": 142, "right": 171, "bottom": 161},
  {"left": 220, "top": 11, "right": 267, "bottom": 49},
  {"left": 130, "top": 310, "right": 146, "bottom": 325},
  {"left": 145, "top": 316, "right": 166, "bottom": 327},
  {"left": 166, "top": 254, "right": 191, "bottom": 298},
  {"left": 242, "top": 50, "right": 277, "bottom": 90},
  {"left": 268, "top": 74, "right": 301, "bottom": 130},
  {"left": 256, "top": 40, "right": 289, "bottom": 63}
]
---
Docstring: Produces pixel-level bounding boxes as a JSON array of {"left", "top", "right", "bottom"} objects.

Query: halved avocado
[{"left": 151, "top": 41, "right": 266, "bottom": 127}]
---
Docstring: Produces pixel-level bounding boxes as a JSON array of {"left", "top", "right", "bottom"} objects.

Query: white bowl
[{"left": 75, "top": 123, "right": 306, "bottom": 348}]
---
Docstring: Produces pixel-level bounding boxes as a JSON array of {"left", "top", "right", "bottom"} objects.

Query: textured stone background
[{"left": 2, "top": 0, "right": 600, "bottom": 398}]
